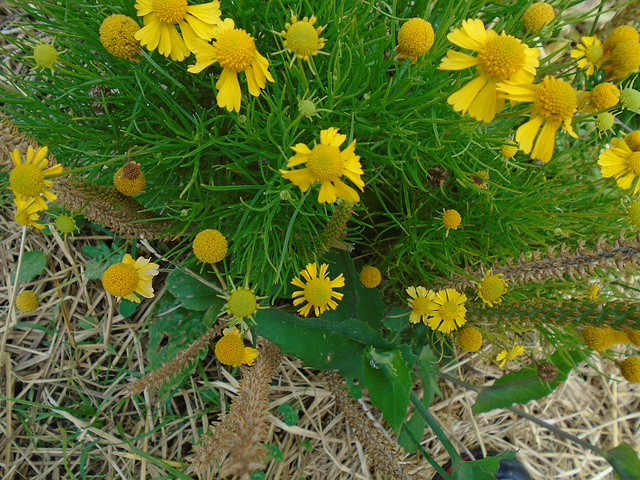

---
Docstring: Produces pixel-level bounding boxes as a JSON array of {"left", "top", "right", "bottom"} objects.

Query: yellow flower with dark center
[
  {"left": 215, "top": 328, "right": 258, "bottom": 367},
  {"left": 427, "top": 288, "right": 467, "bottom": 334},
  {"left": 13, "top": 197, "right": 44, "bottom": 229},
  {"left": 114, "top": 161, "right": 146, "bottom": 196},
  {"left": 406, "top": 286, "right": 435, "bottom": 324},
  {"left": 225, "top": 286, "right": 260, "bottom": 322},
  {"left": 589, "top": 82, "right": 620, "bottom": 110},
  {"left": 188, "top": 18, "right": 274, "bottom": 112},
  {"left": 457, "top": 326, "right": 483, "bottom": 352},
  {"left": 100, "top": 14, "right": 141, "bottom": 59},
  {"left": 102, "top": 254, "right": 159, "bottom": 303},
  {"left": 605, "top": 40, "right": 640, "bottom": 80},
  {"left": 134, "top": 0, "right": 221, "bottom": 61},
  {"left": 442, "top": 209, "right": 462, "bottom": 231},
  {"left": 33, "top": 43, "right": 59, "bottom": 69},
  {"left": 619, "top": 357, "right": 640, "bottom": 383},
  {"left": 291, "top": 262, "right": 345, "bottom": 317},
  {"left": 570, "top": 36, "right": 603, "bottom": 75},
  {"left": 16, "top": 290, "right": 39, "bottom": 313},
  {"left": 9, "top": 146, "right": 63, "bottom": 210},
  {"left": 598, "top": 139, "right": 640, "bottom": 195},
  {"left": 603, "top": 25, "right": 639, "bottom": 57},
  {"left": 438, "top": 18, "right": 539, "bottom": 123},
  {"left": 498, "top": 76, "right": 578, "bottom": 163},
  {"left": 360, "top": 266, "right": 382, "bottom": 288},
  {"left": 192, "top": 229, "right": 228, "bottom": 263},
  {"left": 496, "top": 343, "right": 524, "bottom": 368},
  {"left": 280, "top": 127, "right": 364, "bottom": 204},
  {"left": 396, "top": 18, "right": 434, "bottom": 64},
  {"left": 281, "top": 15, "right": 325, "bottom": 62},
  {"left": 522, "top": 2, "right": 555, "bottom": 33},
  {"left": 500, "top": 143, "right": 518, "bottom": 158},
  {"left": 581, "top": 325, "right": 628, "bottom": 351},
  {"left": 627, "top": 198, "right": 640, "bottom": 228},
  {"left": 477, "top": 269, "right": 508, "bottom": 307}
]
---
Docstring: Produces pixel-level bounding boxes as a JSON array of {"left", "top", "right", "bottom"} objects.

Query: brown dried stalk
[
  {"left": 325, "top": 371, "right": 422, "bottom": 480},
  {"left": 125, "top": 323, "right": 224, "bottom": 396},
  {"left": 449, "top": 230, "right": 640, "bottom": 291},
  {"left": 188, "top": 339, "right": 281, "bottom": 479}
]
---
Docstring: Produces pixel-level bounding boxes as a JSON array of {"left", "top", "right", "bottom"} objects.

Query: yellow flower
[
  {"left": 589, "top": 82, "right": 620, "bottom": 111},
  {"left": 360, "top": 266, "right": 382, "bottom": 288},
  {"left": 215, "top": 328, "right": 258, "bottom": 367},
  {"left": 604, "top": 40, "right": 640, "bottom": 80},
  {"left": 134, "top": 0, "right": 221, "bottom": 61},
  {"left": 16, "top": 290, "right": 39, "bottom": 313},
  {"left": 582, "top": 325, "right": 628, "bottom": 351},
  {"left": 406, "top": 286, "right": 435, "bottom": 324},
  {"left": 622, "top": 130, "right": 640, "bottom": 151},
  {"left": 280, "top": 15, "right": 325, "bottom": 62},
  {"left": 9, "top": 146, "right": 63, "bottom": 210},
  {"left": 291, "top": 262, "right": 345, "bottom": 317},
  {"left": 438, "top": 18, "right": 539, "bottom": 123},
  {"left": 587, "top": 284, "right": 600, "bottom": 300},
  {"left": 188, "top": 18, "right": 274, "bottom": 112},
  {"left": 500, "top": 143, "right": 518, "bottom": 158},
  {"left": 570, "top": 35, "right": 603, "bottom": 76},
  {"left": 522, "top": 2, "right": 555, "bottom": 33},
  {"left": 100, "top": 14, "right": 141, "bottom": 59},
  {"left": 442, "top": 209, "right": 461, "bottom": 231},
  {"left": 396, "top": 18, "right": 434, "bottom": 64},
  {"left": 192, "top": 229, "right": 228, "bottom": 263},
  {"left": 280, "top": 127, "right": 364, "bottom": 204},
  {"left": 598, "top": 139, "right": 640, "bottom": 195},
  {"left": 33, "top": 43, "right": 59, "bottom": 69},
  {"left": 477, "top": 269, "right": 508, "bottom": 307},
  {"left": 498, "top": 76, "right": 578, "bottom": 163},
  {"left": 101, "top": 254, "right": 160, "bottom": 303},
  {"left": 427, "top": 288, "right": 467, "bottom": 334},
  {"left": 496, "top": 343, "right": 524, "bottom": 368},
  {"left": 619, "top": 357, "right": 640, "bottom": 383},
  {"left": 603, "top": 26, "right": 639, "bottom": 57},
  {"left": 457, "top": 326, "right": 483, "bottom": 352},
  {"left": 114, "top": 161, "right": 146, "bottom": 196},
  {"left": 223, "top": 286, "right": 261, "bottom": 323},
  {"left": 13, "top": 197, "right": 44, "bottom": 229}
]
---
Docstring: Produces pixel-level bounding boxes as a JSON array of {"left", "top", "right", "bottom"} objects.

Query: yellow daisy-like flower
[
  {"left": 134, "top": 0, "right": 221, "bottom": 61},
  {"left": 498, "top": 76, "right": 578, "bottom": 163},
  {"left": 477, "top": 269, "right": 508, "bottom": 307},
  {"left": 598, "top": 139, "right": 640, "bottom": 195},
  {"left": 406, "top": 286, "right": 435, "bottom": 324},
  {"left": 396, "top": 18, "right": 435, "bottom": 64},
  {"left": 188, "top": 18, "right": 274, "bottom": 112},
  {"left": 13, "top": 197, "right": 44, "bottom": 229},
  {"left": 280, "top": 15, "right": 325, "bottom": 62},
  {"left": 570, "top": 36, "right": 603, "bottom": 76},
  {"left": 291, "top": 262, "right": 345, "bottom": 317},
  {"left": 496, "top": 343, "right": 524, "bottom": 368},
  {"left": 438, "top": 18, "right": 539, "bottom": 123},
  {"left": 100, "top": 14, "right": 141, "bottom": 60},
  {"left": 427, "top": 288, "right": 467, "bottom": 334},
  {"left": 280, "top": 127, "right": 364, "bottom": 204},
  {"left": 9, "top": 146, "right": 63, "bottom": 211},
  {"left": 101, "top": 254, "right": 160, "bottom": 303},
  {"left": 215, "top": 328, "right": 258, "bottom": 367}
]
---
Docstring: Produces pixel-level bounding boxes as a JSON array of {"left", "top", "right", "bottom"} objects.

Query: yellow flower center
[
  {"left": 215, "top": 28, "right": 256, "bottom": 71},
  {"left": 286, "top": 21, "right": 320, "bottom": 57},
  {"left": 360, "top": 266, "right": 382, "bottom": 288},
  {"left": 102, "top": 263, "right": 139, "bottom": 298},
  {"left": 193, "top": 229, "right": 228, "bottom": 264},
  {"left": 442, "top": 209, "right": 461, "bottom": 230},
  {"left": 10, "top": 163, "right": 44, "bottom": 197},
  {"left": 305, "top": 278, "right": 333, "bottom": 307},
  {"left": 151, "top": 0, "right": 187, "bottom": 24},
  {"left": 412, "top": 296, "right": 431, "bottom": 316},
  {"left": 307, "top": 144, "right": 343, "bottom": 181},
  {"left": 585, "top": 44, "right": 603, "bottom": 64},
  {"left": 479, "top": 276, "right": 505, "bottom": 302},
  {"left": 620, "top": 357, "right": 640, "bottom": 383},
  {"left": 478, "top": 35, "right": 525, "bottom": 79},
  {"left": 33, "top": 43, "right": 59, "bottom": 69},
  {"left": 100, "top": 14, "right": 141, "bottom": 59},
  {"left": 227, "top": 288, "right": 258, "bottom": 319},
  {"left": 458, "top": 327, "right": 483, "bottom": 352},
  {"left": 590, "top": 83, "right": 620, "bottom": 110},
  {"left": 397, "top": 18, "right": 435, "bottom": 59},
  {"left": 628, "top": 152, "right": 640, "bottom": 176},
  {"left": 625, "top": 131, "right": 640, "bottom": 151},
  {"left": 215, "top": 334, "right": 245, "bottom": 366},
  {"left": 627, "top": 199, "right": 640, "bottom": 228},
  {"left": 16, "top": 290, "right": 39, "bottom": 313},
  {"left": 534, "top": 77, "right": 577, "bottom": 122},
  {"left": 440, "top": 301, "right": 459, "bottom": 322}
]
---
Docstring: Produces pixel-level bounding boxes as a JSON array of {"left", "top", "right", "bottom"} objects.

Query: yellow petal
[
  {"left": 448, "top": 74, "right": 489, "bottom": 116},
  {"left": 531, "top": 120, "right": 559, "bottom": 163},
  {"left": 515, "top": 115, "right": 544, "bottom": 154},
  {"left": 468, "top": 77, "right": 498, "bottom": 123},
  {"left": 317, "top": 181, "right": 338, "bottom": 203},
  {"left": 438, "top": 50, "right": 479, "bottom": 70},
  {"left": 281, "top": 168, "right": 313, "bottom": 192},
  {"left": 216, "top": 68, "right": 241, "bottom": 112},
  {"left": 185, "top": 2, "right": 221, "bottom": 25}
]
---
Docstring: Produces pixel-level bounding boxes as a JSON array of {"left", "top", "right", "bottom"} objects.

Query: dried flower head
[
  {"left": 99, "top": 14, "right": 141, "bottom": 59},
  {"left": 291, "top": 262, "right": 345, "bottom": 316},
  {"left": 114, "top": 161, "right": 146, "bottom": 196},
  {"left": 102, "top": 254, "right": 159, "bottom": 303},
  {"left": 537, "top": 362, "right": 558, "bottom": 382},
  {"left": 193, "top": 229, "right": 228, "bottom": 263},
  {"left": 396, "top": 17, "right": 434, "bottom": 64},
  {"left": 16, "top": 290, "right": 39, "bottom": 313}
]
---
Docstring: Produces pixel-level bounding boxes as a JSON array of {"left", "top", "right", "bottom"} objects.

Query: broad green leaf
[
  {"left": 165, "top": 268, "right": 223, "bottom": 311},
  {"left": 255, "top": 309, "right": 392, "bottom": 379},
  {"left": 363, "top": 348, "right": 412, "bottom": 434},
  {"left": 12, "top": 250, "right": 46, "bottom": 283},
  {"left": 384, "top": 306, "right": 411, "bottom": 333},
  {"left": 449, "top": 452, "right": 514, "bottom": 480},
  {"left": 473, "top": 349, "right": 587, "bottom": 413},
  {"left": 398, "top": 411, "right": 426, "bottom": 452},
  {"left": 264, "top": 443, "right": 284, "bottom": 462},
  {"left": 82, "top": 242, "right": 111, "bottom": 259},
  {"left": 277, "top": 402, "right": 300, "bottom": 426},
  {"left": 119, "top": 299, "right": 138, "bottom": 318},
  {"left": 606, "top": 442, "right": 640, "bottom": 480}
]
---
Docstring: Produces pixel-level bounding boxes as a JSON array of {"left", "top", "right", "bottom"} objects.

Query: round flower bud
[
  {"left": 193, "top": 229, "right": 228, "bottom": 263},
  {"left": 442, "top": 209, "right": 462, "bottom": 230},
  {"left": 619, "top": 357, "right": 640, "bottom": 383},
  {"left": 226, "top": 287, "right": 258, "bottom": 320},
  {"left": 537, "top": 362, "right": 558, "bottom": 382},
  {"left": 596, "top": 112, "right": 615, "bottom": 131},
  {"left": 457, "top": 327, "right": 483, "bottom": 352},
  {"left": 299, "top": 99, "right": 317, "bottom": 118},
  {"left": 396, "top": 18, "right": 435, "bottom": 63},
  {"left": 360, "top": 266, "right": 382, "bottom": 288},
  {"left": 590, "top": 83, "right": 620, "bottom": 110},
  {"left": 522, "top": 2, "right": 555, "bottom": 33},
  {"left": 620, "top": 88, "right": 640, "bottom": 110},
  {"left": 99, "top": 14, "right": 141, "bottom": 59},
  {"left": 500, "top": 144, "right": 518, "bottom": 158},
  {"left": 54, "top": 214, "right": 77, "bottom": 234},
  {"left": 114, "top": 161, "right": 145, "bottom": 196},
  {"left": 33, "top": 43, "right": 59, "bottom": 69},
  {"left": 16, "top": 290, "right": 39, "bottom": 313}
]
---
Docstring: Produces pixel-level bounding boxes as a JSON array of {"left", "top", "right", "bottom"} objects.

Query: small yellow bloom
[
  {"left": 396, "top": 18, "right": 434, "bottom": 64},
  {"left": 603, "top": 26, "right": 639, "bottom": 57},
  {"left": 598, "top": 139, "right": 640, "bottom": 195},
  {"left": 188, "top": 18, "right": 274, "bottom": 112},
  {"left": 427, "top": 288, "right": 467, "bottom": 334},
  {"left": 500, "top": 143, "right": 518, "bottom": 158},
  {"left": 280, "top": 127, "right": 364, "bottom": 204},
  {"left": 496, "top": 343, "right": 524, "bottom": 368},
  {"left": 522, "top": 2, "right": 555, "bottom": 33},
  {"left": 291, "top": 262, "right": 344, "bottom": 317},
  {"left": 619, "top": 357, "right": 640, "bottom": 383},
  {"left": 477, "top": 269, "right": 508, "bottom": 307},
  {"left": 13, "top": 197, "right": 44, "bottom": 229},
  {"left": 100, "top": 14, "right": 141, "bottom": 59},
  {"left": 102, "top": 254, "right": 159, "bottom": 303},
  {"left": 570, "top": 36, "right": 603, "bottom": 76},
  {"left": 457, "top": 326, "right": 483, "bottom": 352},
  {"left": 604, "top": 40, "right": 640, "bottom": 80},
  {"left": 406, "top": 286, "right": 435, "bottom": 324},
  {"left": 582, "top": 325, "right": 628, "bottom": 351},
  {"left": 442, "top": 209, "right": 462, "bottom": 231},
  {"left": 215, "top": 328, "right": 258, "bottom": 367},
  {"left": 113, "top": 161, "right": 146, "bottom": 196},
  {"left": 16, "top": 290, "right": 39, "bottom": 313},
  {"left": 589, "top": 82, "right": 620, "bottom": 111},
  {"left": 280, "top": 15, "right": 325, "bottom": 62},
  {"left": 192, "top": 229, "right": 228, "bottom": 263},
  {"left": 9, "top": 146, "right": 63, "bottom": 211},
  {"left": 360, "top": 266, "right": 382, "bottom": 288}
]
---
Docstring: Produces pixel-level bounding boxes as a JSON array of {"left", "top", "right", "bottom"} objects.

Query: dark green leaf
[
  {"left": 383, "top": 306, "right": 411, "bottom": 333},
  {"left": 82, "top": 242, "right": 111, "bottom": 259},
  {"left": 450, "top": 453, "right": 514, "bottom": 480},
  {"left": 300, "top": 439, "right": 314, "bottom": 452},
  {"left": 119, "top": 299, "right": 138, "bottom": 318},
  {"left": 165, "top": 268, "right": 223, "bottom": 311},
  {"left": 415, "top": 345, "right": 441, "bottom": 407},
  {"left": 84, "top": 256, "right": 122, "bottom": 280},
  {"left": 277, "top": 402, "right": 300, "bottom": 426},
  {"left": 398, "top": 411, "right": 425, "bottom": 452},
  {"left": 363, "top": 348, "right": 412, "bottom": 434},
  {"left": 264, "top": 443, "right": 284, "bottom": 462},
  {"left": 12, "top": 250, "right": 46, "bottom": 283},
  {"left": 606, "top": 442, "right": 640, "bottom": 480}
]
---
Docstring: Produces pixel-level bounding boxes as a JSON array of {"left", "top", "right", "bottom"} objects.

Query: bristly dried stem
[{"left": 325, "top": 371, "right": 423, "bottom": 480}]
